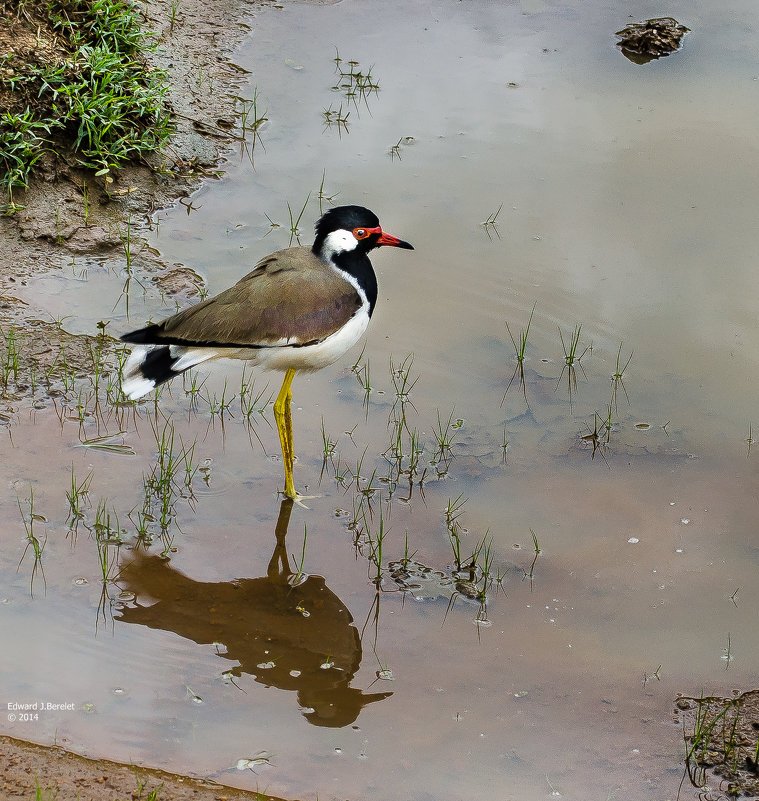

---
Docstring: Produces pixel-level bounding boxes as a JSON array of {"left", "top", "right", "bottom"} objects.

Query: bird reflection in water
[{"left": 116, "top": 499, "right": 392, "bottom": 727}]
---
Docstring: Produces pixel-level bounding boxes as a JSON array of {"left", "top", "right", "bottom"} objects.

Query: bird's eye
[{"left": 353, "top": 227, "right": 370, "bottom": 240}]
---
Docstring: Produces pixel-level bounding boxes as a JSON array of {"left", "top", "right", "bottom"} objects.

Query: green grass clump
[{"left": 0, "top": 0, "right": 172, "bottom": 210}]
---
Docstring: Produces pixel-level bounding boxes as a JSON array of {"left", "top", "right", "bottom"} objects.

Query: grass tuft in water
[
  {"left": 2, "top": 326, "right": 20, "bottom": 388},
  {"left": 289, "top": 525, "right": 309, "bottom": 587},
  {"left": 523, "top": 528, "right": 541, "bottom": 585},
  {"left": 610, "top": 341, "right": 633, "bottom": 412},
  {"left": 203, "top": 380, "right": 236, "bottom": 423},
  {"left": 389, "top": 354, "right": 417, "bottom": 412},
  {"left": 16, "top": 486, "right": 47, "bottom": 596},
  {"left": 323, "top": 48, "right": 380, "bottom": 136},
  {"left": 236, "top": 88, "right": 267, "bottom": 166},
  {"left": 132, "top": 417, "right": 199, "bottom": 555},
  {"left": 351, "top": 348, "right": 372, "bottom": 414},
  {"left": 432, "top": 407, "right": 460, "bottom": 465},
  {"left": 287, "top": 192, "right": 311, "bottom": 246},
  {"left": 319, "top": 416, "right": 339, "bottom": 483},
  {"left": 481, "top": 203, "right": 503, "bottom": 239},
  {"left": 557, "top": 324, "right": 590, "bottom": 405},
  {"left": 322, "top": 102, "right": 350, "bottom": 136},
  {"left": 580, "top": 412, "right": 609, "bottom": 464},
  {"left": 66, "top": 464, "right": 93, "bottom": 535},
  {"left": 388, "top": 135, "right": 414, "bottom": 161},
  {"left": 93, "top": 498, "right": 122, "bottom": 595},
  {"left": 502, "top": 301, "right": 536, "bottom": 405},
  {"left": 445, "top": 494, "right": 469, "bottom": 571},
  {"left": 331, "top": 47, "right": 379, "bottom": 110},
  {"left": 317, "top": 169, "right": 339, "bottom": 213}
]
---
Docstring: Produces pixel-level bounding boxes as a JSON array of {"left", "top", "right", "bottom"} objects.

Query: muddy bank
[
  {"left": 0, "top": 0, "right": 267, "bottom": 391},
  {"left": 0, "top": 734, "right": 293, "bottom": 801}
]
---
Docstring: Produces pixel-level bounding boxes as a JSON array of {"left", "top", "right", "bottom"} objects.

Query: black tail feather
[
  {"left": 120, "top": 324, "right": 163, "bottom": 345},
  {"left": 138, "top": 346, "right": 182, "bottom": 389}
]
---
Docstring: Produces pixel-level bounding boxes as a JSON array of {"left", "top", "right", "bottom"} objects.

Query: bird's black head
[
  {"left": 312, "top": 205, "right": 413, "bottom": 260},
  {"left": 315, "top": 205, "right": 379, "bottom": 241}
]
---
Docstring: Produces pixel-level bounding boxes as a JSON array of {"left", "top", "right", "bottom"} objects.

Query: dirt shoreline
[
  {"left": 0, "top": 0, "right": 266, "bottom": 395},
  {"left": 0, "top": 734, "right": 294, "bottom": 801},
  {"left": 0, "top": 0, "right": 300, "bottom": 797}
]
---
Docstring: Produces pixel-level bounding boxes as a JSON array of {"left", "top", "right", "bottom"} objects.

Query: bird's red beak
[{"left": 377, "top": 230, "right": 414, "bottom": 250}]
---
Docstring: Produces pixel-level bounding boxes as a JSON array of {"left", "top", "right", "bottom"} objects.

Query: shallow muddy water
[{"left": 3, "top": 0, "right": 759, "bottom": 799}]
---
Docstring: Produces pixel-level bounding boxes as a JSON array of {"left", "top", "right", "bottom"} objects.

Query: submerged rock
[{"left": 615, "top": 17, "right": 689, "bottom": 64}]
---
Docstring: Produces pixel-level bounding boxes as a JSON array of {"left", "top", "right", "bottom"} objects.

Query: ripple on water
[{"left": 190, "top": 464, "right": 236, "bottom": 497}]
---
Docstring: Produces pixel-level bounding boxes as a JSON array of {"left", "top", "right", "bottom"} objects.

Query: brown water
[{"left": 3, "top": 1, "right": 759, "bottom": 799}]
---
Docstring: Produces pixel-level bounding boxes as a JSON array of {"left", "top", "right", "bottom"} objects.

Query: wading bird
[{"left": 121, "top": 205, "right": 413, "bottom": 500}]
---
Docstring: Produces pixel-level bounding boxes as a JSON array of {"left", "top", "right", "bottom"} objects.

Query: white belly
[{"left": 224, "top": 307, "right": 371, "bottom": 372}]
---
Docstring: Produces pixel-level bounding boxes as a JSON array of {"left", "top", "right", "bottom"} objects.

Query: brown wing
[{"left": 152, "top": 247, "right": 361, "bottom": 347}]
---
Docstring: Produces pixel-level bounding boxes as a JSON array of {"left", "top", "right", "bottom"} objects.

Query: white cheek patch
[{"left": 321, "top": 229, "right": 358, "bottom": 262}]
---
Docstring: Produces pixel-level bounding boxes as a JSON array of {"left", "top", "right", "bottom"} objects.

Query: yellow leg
[
  {"left": 284, "top": 378, "right": 294, "bottom": 467},
  {"left": 273, "top": 368, "right": 297, "bottom": 499}
]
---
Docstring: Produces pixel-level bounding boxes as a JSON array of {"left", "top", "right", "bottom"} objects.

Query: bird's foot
[{"left": 280, "top": 488, "right": 320, "bottom": 509}]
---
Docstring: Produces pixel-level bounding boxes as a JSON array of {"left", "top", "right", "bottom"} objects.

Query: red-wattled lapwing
[{"left": 121, "top": 205, "right": 413, "bottom": 500}]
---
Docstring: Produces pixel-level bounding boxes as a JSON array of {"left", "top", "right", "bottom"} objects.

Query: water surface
[{"left": 3, "top": 1, "right": 759, "bottom": 799}]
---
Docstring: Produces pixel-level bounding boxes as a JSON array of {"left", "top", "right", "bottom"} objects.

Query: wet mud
[
  {"left": 677, "top": 690, "right": 759, "bottom": 799},
  {"left": 0, "top": 733, "right": 293, "bottom": 801}
]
